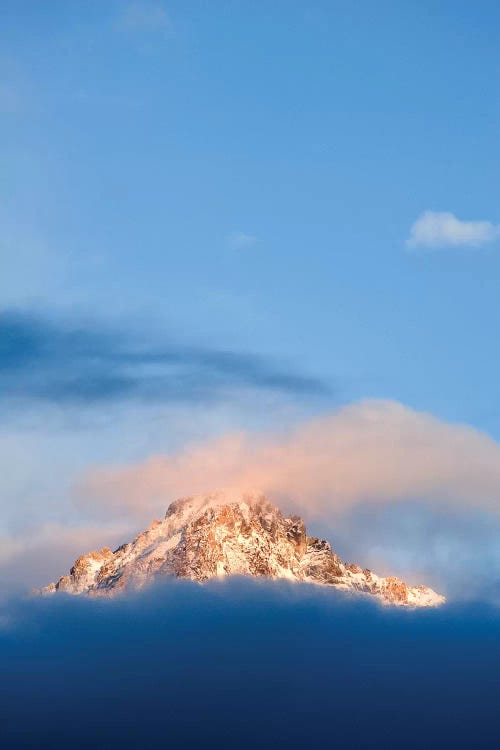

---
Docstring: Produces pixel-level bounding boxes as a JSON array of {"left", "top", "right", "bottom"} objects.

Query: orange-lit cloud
[{"left": 80, "top": 400, "right": 500, "bottom": 523}]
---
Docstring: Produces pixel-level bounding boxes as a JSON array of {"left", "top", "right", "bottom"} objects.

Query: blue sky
[
  {"left": 2, "top": 2, "right": 500, "bottom": 594},
  {"left": 3, "top": 0, "right": 500, "bottom": 425}
]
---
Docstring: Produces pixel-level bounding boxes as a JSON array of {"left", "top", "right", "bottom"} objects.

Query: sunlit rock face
[{"left": 39, "top": 490, "right": 445, "bottom": 608}]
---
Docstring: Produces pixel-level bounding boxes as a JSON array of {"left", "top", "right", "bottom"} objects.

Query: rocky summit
[{"left": 39, "top": 490, "right": 445, "bottom": 607}]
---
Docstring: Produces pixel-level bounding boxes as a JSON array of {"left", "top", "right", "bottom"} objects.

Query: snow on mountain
[{"left": 39, "top": 489, "right": 445, "bottom": 607}]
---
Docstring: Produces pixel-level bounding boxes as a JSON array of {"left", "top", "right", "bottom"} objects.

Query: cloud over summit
[{"left": 82, "top": 399, "right": 500, "bottom": 523}]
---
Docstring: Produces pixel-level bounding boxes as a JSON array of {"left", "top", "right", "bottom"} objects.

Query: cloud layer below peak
[{"left": 2, "top": 581, "right": 500, "bottom": 749}]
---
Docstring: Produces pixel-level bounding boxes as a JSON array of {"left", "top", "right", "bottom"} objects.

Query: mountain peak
[{"left": 39, "top": 492, "right": 445, "bottom": 607}]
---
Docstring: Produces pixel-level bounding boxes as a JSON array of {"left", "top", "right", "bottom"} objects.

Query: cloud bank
[
  {"left": 407, "top": 210, "right": 500, "bottom": 249},
  {"left": 2, "top": 580, "right": 499, "bottom": 749},
  {"left": 331, "top": 501, "right": 500, "bottom": 603},
  {"left": 0, "top": 310, "right": 326, "bottom": 409},
  {"left": 83, "top": 399, "right": 500, "bottom": 523}
]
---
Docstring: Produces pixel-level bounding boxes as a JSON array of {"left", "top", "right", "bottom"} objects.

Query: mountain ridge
[{"left": 39, "top": 489, "right": 445, "bottom": 607}]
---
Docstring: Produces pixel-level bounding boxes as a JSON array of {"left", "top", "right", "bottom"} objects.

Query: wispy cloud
[
  {"left": 0, "top": 310, "right": 327, "bottom": 409},
  {"left": 116, "top": 2, "right": 171, "bottom": 33},
  {"left": 407, "top": 211, "right": 500, "bottom": 249},
  {"left": 227, "top": 231, "right": 258, "bottom": 249}
]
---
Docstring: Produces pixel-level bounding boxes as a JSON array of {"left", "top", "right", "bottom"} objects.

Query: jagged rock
[{"left": 38, "top": 490, "right": 445, "bottom": 607}]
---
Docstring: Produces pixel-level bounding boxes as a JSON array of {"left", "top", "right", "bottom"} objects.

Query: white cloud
[
  {"left": 116, "top": 2, "right": 170, "bottom": 33},
  {"left": 407, "top": 211, "right": 500, "bottom": 249},
  {"left": 227, "top": 231, "right": 258, "bottom": 249}
]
